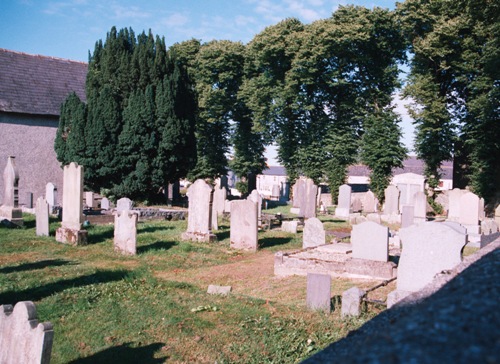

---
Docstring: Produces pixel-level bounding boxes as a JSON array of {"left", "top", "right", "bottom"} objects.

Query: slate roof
[{"left": 0, "top": 48, "right": 87, "bottom": 116}]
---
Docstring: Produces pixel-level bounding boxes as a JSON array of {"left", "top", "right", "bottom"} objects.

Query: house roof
[{"left": 0, "top": 48, "right": 87, "bottom": 116}]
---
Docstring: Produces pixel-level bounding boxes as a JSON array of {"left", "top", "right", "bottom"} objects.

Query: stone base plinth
[
  {"left": 0, "top": 206, "right": 23, "bottom": 226},
  {"left": 56, "top": 227, "right": 88, "bottom": 246},
  {"left": 181, "top": 231, "right": 217, "bottom": 243}
]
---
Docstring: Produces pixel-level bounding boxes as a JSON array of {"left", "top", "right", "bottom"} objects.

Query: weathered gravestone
[
  {"left": 341, "top": 286, "right": 365, "bottom": 317},
  {"left": 114, "top": 209, "right": 138, "bottom": 255},
  {"left": 282, "top": 220, "right": 298, "bottom": 233},
  {"left": 459, "top": 192, "right": 481, "bottom": 235},
  {"left": 393, "top": 172, "right": 425, "bottom": 212},
  {"left": 45, "top": 182, "right": 57, "bottom": 212},
  {"left": 247, "top": 189, "right": 262, "bottom": 226},
  {"left": 292, "top": 178, "right": 318, "bottom": 218},
  {"left": 495, "top": 205, "right": 500, "bottom": 228},
  {"left": 362, "top": 190, "right": 377, "bottom": 213},
  {"left": 383, "top": 185, "right": 400, "bottom": 215},
  {"left": 230, "top": 199, "right": 258, "bottom": 251},
  {"left": 0, "top": 156, "right": 23, "bottom": 226},
  {"left": 207, "top": 285, "right": 232, "bottom": 295},
  {"left": 335, "top": 184, "right": 351, "bottom": 218},
  {"left": 182, "top": 179, "right": 216, "bottom": 242},
  {"left": 35, "top": 197, "right": 49, "bottom": 237},
  {"left": 393, "top": 222, "right": 466, "bottom": 297},
  {"left": 413, "top": 191, "right": 427, "bottom": 223},
  {"left": 401, "top": 205, "right": 415, "bottom": 228},
  {"left": 0, "top": 301, "right": 54, "bottom": 364},
  {"left": 212, "top": 179, "right": 227, "bottom": 218},
  {"left": 116, "top": 197, "right": 133, "bottom": 212},
  {"left": 100, "top": 197, "right": 110, "bottom": 210},
  {"left": 55, "top": 162, "right": 87, "bottom": 245},
  {"left": 447, "top": 188, "right": 464, "bottom": 221},
  {"left": 351, "top": 221, "right": 389, "bottom": 262},
  {"left": 306, "top": 273, "right": 331, "bottom": 313},
  {"left": 84, "top": 191, "right": 95, "bottom": 209},
  {"left": 303, "top": 217, "right": 325, "bottom": 248},
  {"left": 351, "top": 198, "right": 362, "bottom": 213}
]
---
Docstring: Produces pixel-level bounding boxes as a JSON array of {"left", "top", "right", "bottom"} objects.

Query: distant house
[{"left": 0, "top": 48, "right": 87, "bottom": 206}]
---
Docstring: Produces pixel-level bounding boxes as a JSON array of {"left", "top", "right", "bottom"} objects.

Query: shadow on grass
[
  {"left": 22, "top": 218, "right": 36, "bottom": 229},
  {"left": 215, "top": 230, "right": 230, "bottom": 241},
  {"left": 68, "top": 342, "right": 165, "bottom": 364},
  {"left": 137, "top": 225, "right": 174, "bottom": 234},
  {"left": 0, "top": 269, "right": 129, "bottom": 304},
  {"left": 137, "top": 241, "right": 177, "bottom": 254},
  {"left": 320, "top": 217, "right": 348, "bottom": 223},
  {"left": 258, "top": 236, "right": 293, "bottom": 249},
  {"left": 0, "top": 259, "right": 75, "bottom": 274},
  {"left": 86, "top": 227, "right": 115, "bottom": 245}
]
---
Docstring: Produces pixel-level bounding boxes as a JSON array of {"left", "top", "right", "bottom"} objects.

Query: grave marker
[
  {"left": 303, "top": 217, "right": 325, "bottom": 248},
  {"left": 351, "top": 221, "right": 389, "bottom": 262},
  {"left": 230, "top": 199, "right": 258, "bottom": 251},
  {"left": 114, "top": 209, "right": 138, "bottom": 255},
  {"left": 182, "top": 179, "right": 216, "bottom": 242},
  {"left": 335, "top": 184, "right": 351, "bottom": 218},
  {"left": 35, "top": 197, "right": 49, "bottom": 237},
  {"left": 0, "top": 156, "right": 23, "bottom": 226},
  {"left": 306, "top": 273, "right": 331, "bottom": 313},
  {"left": 341, "top": 287, "right": 365, "bottom": 317}
]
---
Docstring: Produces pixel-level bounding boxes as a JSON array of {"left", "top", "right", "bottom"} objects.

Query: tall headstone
[
  {"left": 55, "top": 162, "right": 87, "bottom": 245},
  {"left": 26, "top": 192, "right": 33, "bottom": 209},
  {"left": 114, "top": 210, "right": 138, "bottom": 255},
  {"left": 393, "top": 172, "right": 425, "bottom": 211},
  {"left": 351, "top": 221, "right": 389, "bottom": 262},
  {"left": 247, "top": 189, "right": 262, "bottom": 225},
  {"left": 230, "top": 199, "right": 258, "bottom": 251},
  {"left": 84, "top": 192, "right": 95, "bottom": 209},
  {"left": 303, "top": 217, "right": 325, "bottom": 248},
  {"left": 0, "top": 156, "right": 23, "bottom": 226},
  {"left": 116, "top": 197, "right": 133, "bottom": 212},
  {"left": 362, "top": 191, "right": 376, "bottom": 213},
  {"left": 335, "top": 184, "right": 351, "bottom": 218},
  {"left": 459, "top": 192, "right": 480, "bottom": 234},
  {"left": 351, "top": 198, "right": 362, "bottom": 213},
  {"left": 383, "top": 185, "right": 400, "bottom": 215},
  {"left": 212, "top": 179, "right": 227, "bottom": 217},
  {"left": 413, "top": 191, "right": 427, "bottom": 223},
  {"left": 306, "top": 273, "right": 331, "bottom": 313},
  {"left": 447, "top": 188, "right": 464, "bottom": 221},
  {"left": 401, "top": 205, "right": 415, "bottom": 228},
  {"left": 182, "top": 179, "right": 216, "bottom": 242},
  {"left": 100, "top": 197, "right": 110, "bottom": 210},
  {"left": 45, "top": 182, "right": 56, "bottom": 212},
  {"left": 292, "top": 178, "right": 318, "bottom": 218},
  {"left": 0, "top": 301, "right": 54, "bottom": 364},
  {"left": 495, "top": 205, "right": 500, "bottom": 227},
  {"left": 35, "top": 197, "right": 49, "bottom": 237}
]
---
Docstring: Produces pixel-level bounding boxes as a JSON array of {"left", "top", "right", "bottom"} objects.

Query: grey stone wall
[{"left": 0, "top": 113, "right": 63, "bottom": 206}]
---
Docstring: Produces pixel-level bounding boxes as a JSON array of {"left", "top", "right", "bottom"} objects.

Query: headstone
[
  {"left": 224, "top": 199, "right": 232, "bottom": 213},
  {"left": 165, "top": 181, "right": 180, "bottom": 206},
  {"left": 362, "top": 191, "right": 376, "bottom": 213},
  {"left": 282, "top": 220, "right": 298, "bottom": 234},
  {"left": 271, "top": 184, "right": 280, "bottom": 201},
  {"left": 447, "top": 188, "right": 464, "bottom": 221},
  {"left": 351, "top": 221, "right": 389, "bottom": 262},
  {"left": 100, "top": 197, "right": 110, "bottom": 210},
  {"left": 207, "top": 285, "right": 232, "bottom": 295},
  {"left": 413, "top": 191, "right": 427, "bottom": 223},
  {"left": 397, "top": 222, "right": 466, "bottom": 293},
  {"left": 351, "top": 198, "right": 362, "bottom": 213},
  {"left": 26, "top": 192, "right": 33, "bottom": 209},
  {"left": 306, "top": 273, "right": 331, "bottom": 313},
  {"left": 341, "top": 287, "right": 365, "bottom": 317},
  {"left": 35, "top": 197, "right": 49, "bottom": 237},
  {"left": 55, "top": 162, "right": 87, "bottom": 245},
  {"left": 292, "top": 178, "right": 318, "bottom": 218},
  {"left": 393, "top": 172, "right": 425, "bottom": 211},
  {"left": 383, "top": 185, "right": 400, "bottom": 215},
  {"left": 230, "top": 199, "right": 258, "bottom": 251},
  {"left": 84, "top": 191, "right": 95, "bottom": 209},
  {"left": 401, "top": 205, "right": 415, "bottom": 228},
  {"left": 303, "top": 217, "right": 325, "bottom": 248},
  {"left": 459, "top": 192, "right": 480, "bottom": 234},
  {"left": 0, "top": 156, "right": 23, "bottom": 226},
  {"left": 495, "top": 205, "right": 500, "bottom": 228},
  {"left": 182, "top": 179, "right": 216, "bottom": 242},
  {"left": 0, "top": 301, "right": 54, "bottom": 364},
  {"left": 247, "top": 189, "right": 262, "bottom": 225},
  {"left": 479, "top": 198, "right": 485, "bottom": 221},
  {"left": 212, "top": 179, "right": 227, "bottom": 217},
  {"left": 114, "top": 209, "right": 138, "bottom": 255},
  {"left": 45, "top": 182, "right": 56, "bottom": 211},
  {"left": 335, "top": 184, "right": 351, "bottom": 218},
  {"left": 116, "top": 197, "right": 133, "bottom": 212}
]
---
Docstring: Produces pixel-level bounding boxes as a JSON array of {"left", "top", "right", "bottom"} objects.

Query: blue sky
[{"left": 0, "top": 0, "right": 414, "bottom": 162}]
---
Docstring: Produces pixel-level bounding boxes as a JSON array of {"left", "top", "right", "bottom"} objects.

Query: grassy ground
[{"left": 1, "top": 212, "right": 390, "bottom": 364}]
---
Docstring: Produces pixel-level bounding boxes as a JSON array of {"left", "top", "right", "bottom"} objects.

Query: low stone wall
[{"left": 133, "top": 208, "right": 187, "bottom": 221}]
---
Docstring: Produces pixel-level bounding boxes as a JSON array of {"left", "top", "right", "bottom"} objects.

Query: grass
[{"left": 0, "top": 213, "right": 383, "bottom": 364}]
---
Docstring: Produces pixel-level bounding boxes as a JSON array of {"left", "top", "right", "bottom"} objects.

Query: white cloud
[
  {"left": 159, "top": 13, "right": 189, "bottom": 28},
  {"left": 111, "top": 4, "right": 151, "bottom": 20},
  {"left": 235, "top": 15, "right": 256, "bottom": 27}
]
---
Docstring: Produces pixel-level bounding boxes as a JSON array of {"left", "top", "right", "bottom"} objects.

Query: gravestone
[
  {"left": 362, "top": 191, "right": 376, "bottom": 213},
  {"left": 247, "top": 189, "right": 262, "bottom": 225},
  {"left": 230, "top": 199, "right": 258, "bottom": 251},
  {"left": 341, "top": 287, "right": 365, "bottom": 317},
  {"left": 212, "top": 179, "right": 227, "bottom": 217},
  {"left": 335, "top": 184, "right": 351, "bottom": 218},
  {"left": 0, "top": 301, "right": 54, "bottom": 364},
  {"left": 351, "top": 221, "right": 389, "bottom": 262},
  {"left": 303, "top": 217, "right": 325, "bottom": 248},
  {"left": 0, "top": 156, "right": 23, "bottom": 226},
  {"left": 413, "top": 191, "right": 427, "bottom": 223},
  {"left": 116, "top": 197, "right": 133, "bottom": 212},
  {"left": 165, "top": 181, "right": 180, "bottom": 206},
  {"left": 26, "top": 192, "right": 33, "bottom": 209},
  {"left": 479, "top": 198, "right": 485, "bottom": 221},
  {"left": 100, "top": 197, "right": 110, "bottom": 210},
  {"left": 182, "top": 179, "right": 216, "bottom": 242},
  {"left": 306, "top": 273, "right": 331, "bottom": 313},
  {"left": 282, "top": 220, "right": 298, "bottom": 233},
  {"left": 495, "top": 205, "right": 500, "bottom": 227},
  {"left": 55, "top": 162, "right": 87, "bottom": 245},
  {"left": 207, "top": 285, "right": 232, "bottom": 295},
  {"left": 393, "top": 172, "right": 425, "bottom": 211},
  {"left": 224, "top": 199, "right": 232, "bottom": 213},
  {"left": 45, "top": 182, "right": 57, "bottom": 212},
  {"left": 383, "top": 185, "right": 400, "bottom": 215},
  {"left": 271, "top": 184, "right": 280, "bottom": 201},
  {"left": 397, "top": 222, "right": 466, "bottom": 293},
  {"left": 292, "top": 178, "right": 318, "bottom": 218},
  {"left": 447, "top": 188, "right": 464, "bottom": 221},
  {"left": 459, "top": 192, "right": 480, "bottom": 235},
  {"left": 35, "top": 197, "right": 49, "bottom": 237},
  {"left": 351, "top": 198, "right": 362, "bottom": 213},
  {"left": 114, "top": 209, "right": 138, "bottom": 255},
  {"left": 84, "top": 191, "right": 95, "bottom": 209},
  {"left": 401, "top": 205, "right": 415, "bottom": 228}
]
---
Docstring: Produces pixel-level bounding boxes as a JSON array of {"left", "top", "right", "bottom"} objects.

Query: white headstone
[
  {"left": 45, "top": 183, "right": 56, "bottom": 211},
  {"left": 230, "top": 199, "right": 258, "bottom": 251},
  {"left": 116, "top": 197, "right": 133, "bottom": 212},
  {"left": 362, "top": 191, "right": 376, "bottom": 213},
  {"left": 401, "top": 205, "right": 415, "bottom": 228},
  {"left": 282, "top": 220, "right": 298, "bottom": 234},
  {"left": 61, "top": 162, "right": 84, "bottom": 231},
  {"left": 383, "top": 185, "right": 400, "bottom": 215},
  {"left": 0, "top": 156, "right": 23, "bottom": 226},
  {"left": 351, "top": 221, "right": 389, "bottom": 262},
  {"left": 335, "top": 184, "right": 351, "bottom": 218},
  {"left": 100, "top": 197, "right": 110, "bottom": 210},
  {"left": 306, "top": 273, "right": 331, "bottom": 313},
  {"left": 35, "top": 197, "right": 49, "bottom": 237},
  {"left": 459, "top": 192, "right": 480, "bottom": 234},
  {"left": 84, "top": 191, "right": 95, "bottom": 209},
  {"left": 413, "top": 191, "right": 427, "bottom": 223},
  {"left": 114, "top": 210, "right": 138, "bottom": 255},
  {"left": 303, "top": 217, "right": 325, "bottom": 248},
  {"left": 447, "top": 188, "right": 464, "bottom": 221},
  {"left": 182, "top": 179, "right": 216, "bottom": 242}
]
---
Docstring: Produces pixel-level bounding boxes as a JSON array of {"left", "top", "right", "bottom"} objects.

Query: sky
[{"left": 0, "top": 0, "right": 414, "bottom": 164}]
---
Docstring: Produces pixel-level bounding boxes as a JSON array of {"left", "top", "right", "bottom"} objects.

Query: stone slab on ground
[
  {"left": 207, "top": 285, "right": 232, "bottom": 295},
  {"left": 316, "top": 243, "right": 352, "bottom": 254}
]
